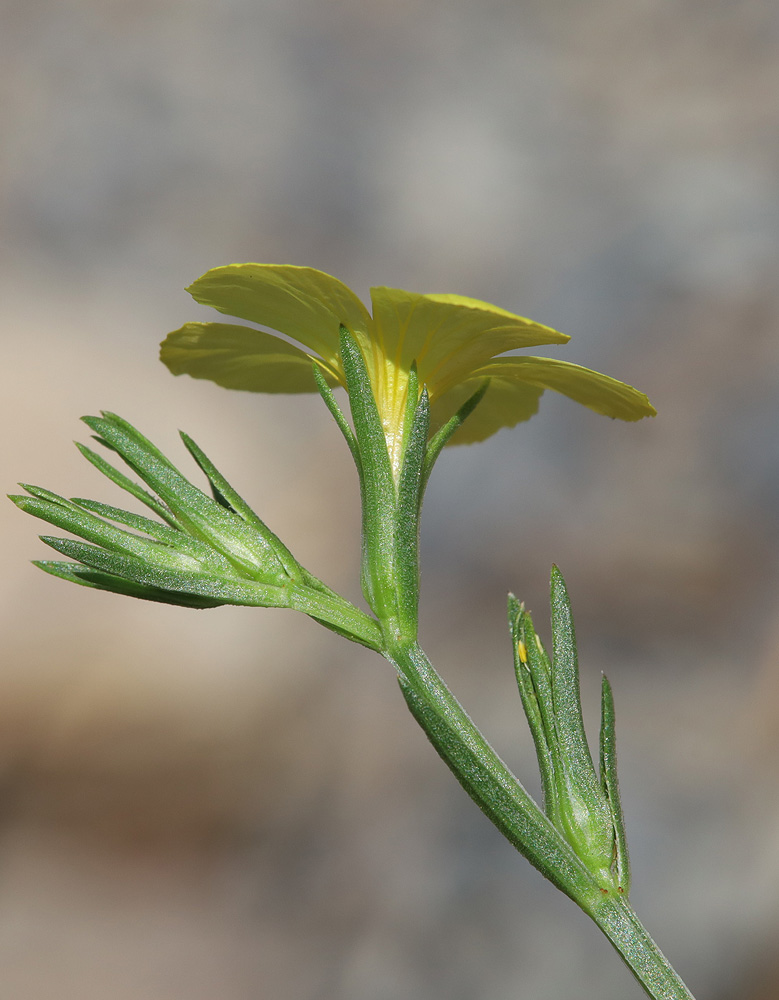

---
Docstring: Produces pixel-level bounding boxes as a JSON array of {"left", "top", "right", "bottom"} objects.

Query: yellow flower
[{"left": 161, "top": 264, "right": 656, "bottom": 478}]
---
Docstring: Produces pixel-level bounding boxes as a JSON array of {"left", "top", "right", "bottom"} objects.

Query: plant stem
[
  {"left": 384, "top": 638, "right": 696, "bottom": 1000},
  {"left": 590, "top": 894, "right": 696, "bottom": 1000},
  {"left": 385, "top": 640, "right": 607, "bottom": 909}
]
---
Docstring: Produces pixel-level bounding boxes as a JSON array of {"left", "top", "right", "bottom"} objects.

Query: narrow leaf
[
  {"left": 15, "top": 493, "right": 232, "bottom": 577},
  {"left": 34, "top": 560, "right": 224, "bottom": 608},
  {"left": 39, "top": 536, "right": 288, "bottom": 607},
  {"left": 509, "top": 597, "right": 560, "bottom": 824},
  {"left": 600, "top": 674, "right": 631, "bottom": 895},
  {"left": 178, "top": 430, "right": 305, "bottom": 580},
  {"left": 76, "top": 442, "right": 180, "bottom": 527},
  {"left": 549, "top": 566, "right": 605, "bottom": 805},
  {"left": 82, "top": 414, "right": 285, "bottom": 580}
]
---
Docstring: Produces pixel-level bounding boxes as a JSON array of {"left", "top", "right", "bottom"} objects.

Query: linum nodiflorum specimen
[{"left": 12, "top": 265, "right": 695, "bottom": 999}]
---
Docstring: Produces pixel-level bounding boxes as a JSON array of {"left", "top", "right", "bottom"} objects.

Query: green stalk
[
  {"left": 385, "top": 638, "right": 695, "bottom": 1000},
  {"left": 591, "top": 893, "right": 696, "bottom": 1000},
  {"left": 385, "top": 639, "right": 605, "bottom": 908},
  {"left": 317, "top": 328, "right": 696, "bottom": 999}
]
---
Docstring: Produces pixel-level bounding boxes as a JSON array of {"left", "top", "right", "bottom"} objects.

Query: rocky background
[{"left": 2, "top": 1, "right": 779, "bottom": 997}]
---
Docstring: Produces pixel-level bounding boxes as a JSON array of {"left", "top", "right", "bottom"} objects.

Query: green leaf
[
  {"left": 177, "top": 430, "right": 307, "bottom": 581},
  {"left": 68, "top": 497, "right": 191, "bottom": 544},
  {"left": 82, "top": 413, "right": 286, "bottom": 581},
  {"left": 600, "top": 674, "right": 631, "bottom": 895},
  {"left": 509, "top": 597, "right": 560, "bottom": 826},
  {"left": 39, "top": 536, "right": 288, "bottom": 607},
  {"left": 76, "top": 442, "right": 179, "bottom": 526},
  {"left": 12, "top": 491, "right": 232, "bottom": 576},
  {"left": 34, "top": 559, "right": 225, "bottom": 608}
]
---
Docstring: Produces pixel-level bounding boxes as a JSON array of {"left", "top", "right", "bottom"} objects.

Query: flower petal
[
  {"left": 186, "top": 264, "right": 372, "bottom": 369},
  {"left": 430, "top": 377, "right": 544, "bottom": 444},
  {"left": 431, "top": 356, "right": 656, "bottom": 445},
  {"left": 369, "top": 286, "right": 569, "bottom": 400},
  {"left": 160, "top": 323, "right": 336, "bottom": 393},
  {"left": 474, "top": 356, "right": 657, "bottom": 421}
]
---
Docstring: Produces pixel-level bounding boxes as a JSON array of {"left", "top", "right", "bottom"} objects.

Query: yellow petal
[
  {"left": 186, "top": 264, "right": 372, "bottom": 371},
  {"left": 474, "top": 357, "right": 657, "bottom": 421},
  {"left": 160, "top": 323, "right": 337, "bottom": 393},
  {"left": 430, "top": 377, "right": 545, "bottom": 445},
  {"left": 369, "top": 286, "right": 569, "bottom": 401}
]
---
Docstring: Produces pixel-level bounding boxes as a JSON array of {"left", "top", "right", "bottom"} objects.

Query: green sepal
[
  {"left": 600, "top": 674, "right": 631, "bottom": 895},
  {"left": 423, "top": 379, "right": 489, "bottom": 488},
  {"left": 392, "top": 385, "right": 429, "bottom": 638},
  {"left": 311, "top": 362, "right": 360, "bottom": 469},
  {"left": 338, "top": 327, "right": 398, "bottom": 621}
]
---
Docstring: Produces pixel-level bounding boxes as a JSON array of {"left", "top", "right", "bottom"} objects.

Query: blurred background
[{"left": 2, "top": 0, "right": 779, "bottom": 997}]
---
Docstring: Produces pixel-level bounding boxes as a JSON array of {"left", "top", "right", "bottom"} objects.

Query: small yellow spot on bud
[{"left": 517, "top": 640, "right": 528, "bottom": 664}]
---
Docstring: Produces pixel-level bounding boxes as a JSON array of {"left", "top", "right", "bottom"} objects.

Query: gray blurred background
[{"left": 2, "top": 1, "right": 779, "bottom": 997}]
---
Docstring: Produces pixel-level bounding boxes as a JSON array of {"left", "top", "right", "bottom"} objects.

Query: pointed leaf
[
  {"left": 40, "top": 536, "right": 288, "bottom": 607},
  {"left": 600, "top": 674, "right": 631, "bottom": 895},
  {"left": 82, "top": 414, "right": 286, "bottom": 581},
  {"left": 509, "top": 597, "right": 560, "bottom": 823},
  {"left": 14, "top": 492, "right": 228, "bottom": 576},
  {"left": 34, "top": 560, "right": 225, "bottom": 608},
  {"left": 76, "top": 442, "right": 178, "bottom": 526}
]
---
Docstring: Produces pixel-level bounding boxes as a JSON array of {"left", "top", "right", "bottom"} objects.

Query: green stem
[
  {"left": 287, "top": 583, "right": 383, "bottom": 651},
  {"left": 590, "top": 894, "right": 696, "bottom": 1000},
  {"left": 384, "top": 638, "right": 695, "bottom": 1000},
  {"left": 384, "top": 639, "right": 604, "bottom": 906}
]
